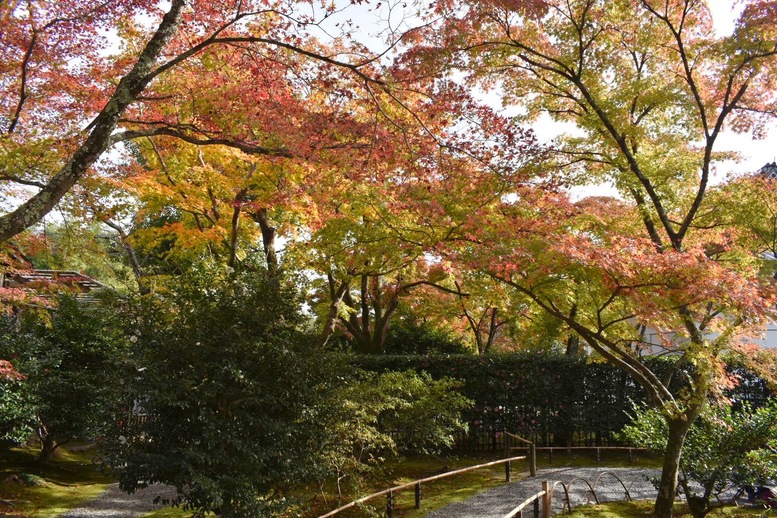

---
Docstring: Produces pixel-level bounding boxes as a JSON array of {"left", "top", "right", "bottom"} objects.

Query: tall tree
[{"left": 401, "top": 0, "right": 777, "bottom": 515}]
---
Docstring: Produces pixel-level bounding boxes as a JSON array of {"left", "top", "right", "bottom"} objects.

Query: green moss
[
  {"left": 0, "top": 443, "right": 113, "bottom": 517},
  {"left": 302, "top": 453, "right": 526, "bottom": 517},
  {"left": 139, "top": 506, "right": 200, "bottom": 517}
]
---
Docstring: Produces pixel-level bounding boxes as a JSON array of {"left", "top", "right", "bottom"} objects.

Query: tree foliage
[
  {"left": 0, "top": 296, "right": 133, "bottom": 461},
  {"left": 0, "top": 0, "right": 428, "bottom": 241}
]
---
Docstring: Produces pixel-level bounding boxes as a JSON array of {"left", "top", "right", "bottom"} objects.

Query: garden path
[
  {"left": 424, "top": 466, "right": 662, "bottom": 517},
  {"left": 59, "top": 483, "right": 178, "bottom": 518}
]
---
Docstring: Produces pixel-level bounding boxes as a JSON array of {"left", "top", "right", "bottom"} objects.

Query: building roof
[
  {"left": 1, "top": 269, "right": 107, "bottom": 300},
  {"left": 759, "top": 162, "right": 777, "bottom": 180}
]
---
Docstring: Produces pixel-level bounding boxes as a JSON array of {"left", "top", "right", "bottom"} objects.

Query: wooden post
[
  {"left": 386, "top": 490, "right": 394, "bottom": 518},
  {"left": 596, "top": 447, "right": 601, "bottom": 463},
  {"left": 415, "top": 482, "right": 422, "bottom": 509},
  {"left": 628, "top": 448, "right": 633, "bottom": 463},
  {"left": 542, "top": 481, "right": 551, "bottom": 518},
  {"left": 549, "top": 448, "right": 553, "bottom": 463},
  {"left": 533, "top": 496, "right": 540, "bottom": 518},
  {"left": 530, "top": 443, "right": 537, "bottom": 477},
  {"left": 505, "top": 459, "right": 511, "bottom": 482}
]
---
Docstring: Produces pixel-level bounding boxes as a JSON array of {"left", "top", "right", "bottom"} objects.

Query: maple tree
[
  {"left": 396, "top": 0, "right": 777, "bottom": 515},
  {"left": 307, "top": 207, "right": 462, "bottom": 353},
  {"left": 386, "top": 266, "right": 529, "bottom": 354},
  {"left": 303, "top": 101, "right": 534, "bottom": 353},
  {"left": 1, "top": 0, "right": 539, "bottom": 346},
  {"left": 623, "top": 401, "right": 777, "bottom": 518},
  {"left": 712, "top": 172, "right": 777, "bottom": 279},
  {"left": 0, "top": 0, "right": 421, "bottom": 245}
]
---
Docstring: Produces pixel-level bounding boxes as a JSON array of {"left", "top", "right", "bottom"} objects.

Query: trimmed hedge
[{"left": 351, "top": 353, "right": 774, "bottom": 447}]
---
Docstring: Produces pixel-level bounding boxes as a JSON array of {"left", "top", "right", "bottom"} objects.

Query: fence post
[
  {"left": 505, "top": 459, "right": 511, "bottom": 482},
  {"left": 628, "top": 448, "right": 633, "bottom": 463},
  {"left": 386, "top": 490, "right": 394, "bottom": 518},
  {"left": 530, "top": 442, "right": 537, "bottom": 477},
  {"left": 415, "top": 482, "right": 422, "bottom": 509},
  {"left": 596, "top": 447, "right": 601, "bottom": 463},
  {"left": 542, "top": 481, "right": 551, "bottom": 518},
  {"left": 533, "top": 495, "right": 540, "bottom": 518}
]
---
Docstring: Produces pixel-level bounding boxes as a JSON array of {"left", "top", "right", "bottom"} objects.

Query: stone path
[
  {"left": 59, "top": 483, "right": 178, "bottom": 518},
  {"left": 424, "top": 467, "right": 661, "bottom": 517}
]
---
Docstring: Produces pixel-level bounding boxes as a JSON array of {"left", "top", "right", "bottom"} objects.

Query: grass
[
  {"left": 563, "top": 500, "right": 777, "bottom": 517},
  {"left": 0, "top": 443, "right": 113, "bottom": 517}
]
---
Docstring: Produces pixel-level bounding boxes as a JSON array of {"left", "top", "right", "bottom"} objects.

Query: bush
[
  {"left": 310, "top": 369, "right": 471, "bottom": 499},
  {"left": 103, "top": 265, "right": 473, "bottom": 517},
  {"left": 103, "top": 266, "right": 323, "bottom": 517},
  {"left": 383, "top": 321, "right": 470, "bottom": 355},
  {"left": 0, "top": 359, "right": 35, "bottom": 447}
]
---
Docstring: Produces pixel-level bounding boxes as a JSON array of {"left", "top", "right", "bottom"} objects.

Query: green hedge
[{"left": 351, "top": 353, "right": 774, "bottom": 447}]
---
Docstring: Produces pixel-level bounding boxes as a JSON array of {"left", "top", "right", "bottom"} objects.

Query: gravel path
[
  {"left": 425, "top": 467, "right": 661, "bottom": 517},
  {"left": 59, "top": 483, "right": 178, "bottom": 518}
]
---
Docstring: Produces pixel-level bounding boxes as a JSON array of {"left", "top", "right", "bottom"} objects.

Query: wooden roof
[{"left": 1, "top": 269, "right": 107, "bottom": 297}]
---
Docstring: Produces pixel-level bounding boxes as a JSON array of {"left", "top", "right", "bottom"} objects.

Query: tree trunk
[
  {"left": 250, "top": 208, "right": 278, "bottom": 274},
  {"left": 654, "top": 416, "right": 694, "bottom": 518},
  {"left": 318, "top": 276, "right": 349, "bottom": 348},
  {"left": 36, "top": 426, "right": 65, "bottom": 463},
  {"left": 0, "top": 0, "right": 187, "bottom": 244},
  {"left": 101, "top": 219, "right": 149, "bottom": 295},
  {"left": 565, "top": 334, "right": 580, "bottom": 356},
  {"left": 565, "top": 305, "right": 580, "bottom": 356}
]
